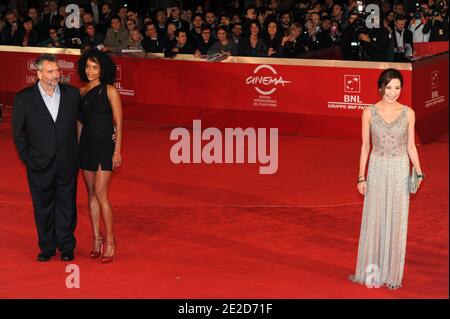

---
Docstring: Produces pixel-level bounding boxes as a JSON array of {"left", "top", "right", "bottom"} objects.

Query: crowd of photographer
[{"left": 0, "top": 0, "right": 448, "bottom": 62}]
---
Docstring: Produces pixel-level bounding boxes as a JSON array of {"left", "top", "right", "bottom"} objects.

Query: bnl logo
[
  {"left": 431, "top": 71, "right": 439, "bottom": 89},
  {"left": 344, "top": 75, "right": 361, "bottom": 93}
]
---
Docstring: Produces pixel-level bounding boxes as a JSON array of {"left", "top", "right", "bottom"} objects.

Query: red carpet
[{"left": 0, "top": 112, "right": 448, "bottom": 299}]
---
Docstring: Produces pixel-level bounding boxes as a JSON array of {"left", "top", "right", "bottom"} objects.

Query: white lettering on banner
[
  {"left": 247, "top": 65, "right": 290, "bottom": 109},
  {"left": 328, "top": 74, "right": 369, "bottom": 110},
  {"left": 114, "top": 81, "right": 135, "bottom": 96},
  {"left": 26, "top": 75, "right": 38, "bottom": 84},
  {"left": 27, "top": 59, "right": 74, "bottom": 72},
  {"left": 344, "top": 95, "right": 363, "bottom": 103},
  {"left": 431, "top": 90, "right": 439, "bottom": 99},
  {"left": 57, "top": 61, "right": 75, "bottom": 69},
  {"left": 246, "top": 64, "right": 291, "bottom": 96},
  {"left": 431, "top": 71, "right": 439, "bottom": 88},
  {"left": 425, "top": 71, "right": 446, "bottom": 108},
  {"left": 26, "top": 59, "right": 76, "bottom": 84},
  {"left": 169, "top": 120, "right": 278, "bottom": 175},
  {"left": 59, "top": 72, "right": 71, "bottom": 84}
]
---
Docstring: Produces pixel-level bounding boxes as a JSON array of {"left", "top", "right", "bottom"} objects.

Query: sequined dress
[{"left": 349, "top": 104, "right": 410, "bottom": 289}]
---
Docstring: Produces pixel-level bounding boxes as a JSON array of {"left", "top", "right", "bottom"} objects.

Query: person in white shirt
[{"left": 408, "top": 11, "right": 431, "bottom": 43}]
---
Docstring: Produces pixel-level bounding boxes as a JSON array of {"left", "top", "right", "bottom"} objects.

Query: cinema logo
[
  {"left": 246, "top": 64, "right": 290, "bottom": 108},
  {"left": 327, "top": 75, "right": 370, "bottom": 110},
  {"left": 426, "top": 70, "right": 445, "bottom": 108},
  {"left": 170, "top": 120, "right": 278, "bottom": 175},
  {"left": 26, "top": 59, "right": 75, "bottom": 84}
]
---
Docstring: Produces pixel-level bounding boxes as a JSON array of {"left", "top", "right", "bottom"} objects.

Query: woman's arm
[
  {"left": 76, "top": 88, "right": 85, "bottom": 143},
  {"left": 77, "top": 120, "right": 83, "bottom": 143},
  {"left": 357, "top": 108, "right": 371, "bottom": 195},
  {"left": 406, "top": 108, "right": 423, "bottom": 177},
  {"left": 107, "top": 84, "right": 123, "bottom": 168}
]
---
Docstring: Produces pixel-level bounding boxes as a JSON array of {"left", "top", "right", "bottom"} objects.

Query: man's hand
[{"left": 433, "top": 15, "right": 444, "bottom": 22}]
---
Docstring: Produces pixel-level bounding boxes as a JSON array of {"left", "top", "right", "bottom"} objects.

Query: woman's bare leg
[
  {"left": 94, "top": 166, "right": 114, "bottom": 257},
  {"left": 83, "top": 170, "right": 102, "bottom": 251}
]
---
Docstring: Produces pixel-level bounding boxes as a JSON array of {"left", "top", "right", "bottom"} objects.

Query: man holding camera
[
  {"left": 409, "top": 2, "right": 432, "bottom": 42},
  {"left": 423, "top": 0, "right": 449, "bottom": 41},
  {"left": 392, "top": 14, "right": 414, "bottom": 61},
  {"left": 340, "top": 9, "right": 392, "bottom": 61}
]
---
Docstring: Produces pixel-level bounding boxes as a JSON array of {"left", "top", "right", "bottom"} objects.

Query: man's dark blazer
[{"left": 12, "top": 82, "right": 81, "bottom": 176}]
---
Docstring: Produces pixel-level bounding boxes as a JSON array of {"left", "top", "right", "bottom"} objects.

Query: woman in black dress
[{"left": 77, "top": 49, "right": 123, "bottom": 264}]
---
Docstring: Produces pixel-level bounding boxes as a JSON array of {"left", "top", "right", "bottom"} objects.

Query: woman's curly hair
[{"left": 77, "top": 49, "right": 117, "bottom": 84}]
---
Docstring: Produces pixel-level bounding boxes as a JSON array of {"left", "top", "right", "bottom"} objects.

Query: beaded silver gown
[{"left": 349, "top": 104, "right": 410, "bottom": 289}]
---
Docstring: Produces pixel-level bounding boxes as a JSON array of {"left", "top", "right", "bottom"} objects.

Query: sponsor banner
[
  {"left": 0, "top": 51, "right": 412, "bottom": 117},
  {"left": 0, "top": 51, "right": 134, "bottom": 98},
  {"left": 0, "top": 47, "right": 447, "bottom": 142}
]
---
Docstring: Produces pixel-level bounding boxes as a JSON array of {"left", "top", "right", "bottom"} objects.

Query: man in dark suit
[
  {"left": 41, "top": 0, "right": 59, "bottom": 32},
  {"left": 12, "top": 54, "right": 81, "bottom": 262},
  {"left": 393, "top": 14, "right": 414, "bottom": 61}
]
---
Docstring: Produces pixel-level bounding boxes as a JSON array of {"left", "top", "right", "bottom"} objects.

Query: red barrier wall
[{"left": 0, "top": 45, "right": 447, "bottom": 143}]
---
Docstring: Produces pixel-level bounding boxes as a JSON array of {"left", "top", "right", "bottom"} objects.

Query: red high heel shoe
[
  {"left": 89, "top": 233, "right": 104, "bottom": 259},
  {"left": 101, "top": 240, "right": 116, "bottom": 264}
]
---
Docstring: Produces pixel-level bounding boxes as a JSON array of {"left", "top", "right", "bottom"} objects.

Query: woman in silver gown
[{"left": 349, "top": 68, "right": 425, "bottom": 289}]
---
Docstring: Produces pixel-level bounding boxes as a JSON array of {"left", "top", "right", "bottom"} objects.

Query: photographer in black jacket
[
  {"left": 340, "top": 7, "right": 393, "bottom": 61},
  {"left": 423, "top": 0, "right": 449, "bottom": 41}
]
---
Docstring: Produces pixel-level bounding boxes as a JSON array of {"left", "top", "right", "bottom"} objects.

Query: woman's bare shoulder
[
  {"left": 79, "top": 85, "right": 89, "bottom": 96},
  {"left": 405, "top": 106, "right": 415, "bottom": 119},
  {"left": 106, "top": 84, "right": 118, "bottom": 93},
  {"left": 362, "top": 105, "right": 373, "bottom": 117}
]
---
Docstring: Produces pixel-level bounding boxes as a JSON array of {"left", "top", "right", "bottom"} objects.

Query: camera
[
  {"left": 431, "top": 1, "right": 445, "bottom": 17},
  {"left": 351, "top": 8, "right": 369, "bottom": 45},
  {"left": 413, "top": 2, "right": 423, "bottom": 19},
  {"left": 348, "top": 3, "right": 373, "bottom": 60},
  {"left": 357, "top": 0, "right": 365, "bottom": 14}
]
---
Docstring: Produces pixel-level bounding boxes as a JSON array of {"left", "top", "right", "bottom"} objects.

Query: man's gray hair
[{"left": 35, "top": 54, "right": 58, "bottom": 71}]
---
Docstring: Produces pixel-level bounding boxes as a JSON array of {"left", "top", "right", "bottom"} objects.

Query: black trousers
[{"left": 26, "top": 155, "right": 78, "bottom": 254}]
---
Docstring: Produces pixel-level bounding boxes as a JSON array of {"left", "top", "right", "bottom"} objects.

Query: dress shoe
[
  {"left": 37, "top": 251, "right": 56, "bottom": 262},
  {"left": 101, "top": 240, "right": 116, "bottom": 264},
  {"left": 60, "top": 250, "right": 74, "bottom": 261},
  {"left": 90, "top": 233, "right": 104, "bottom": 259}
]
